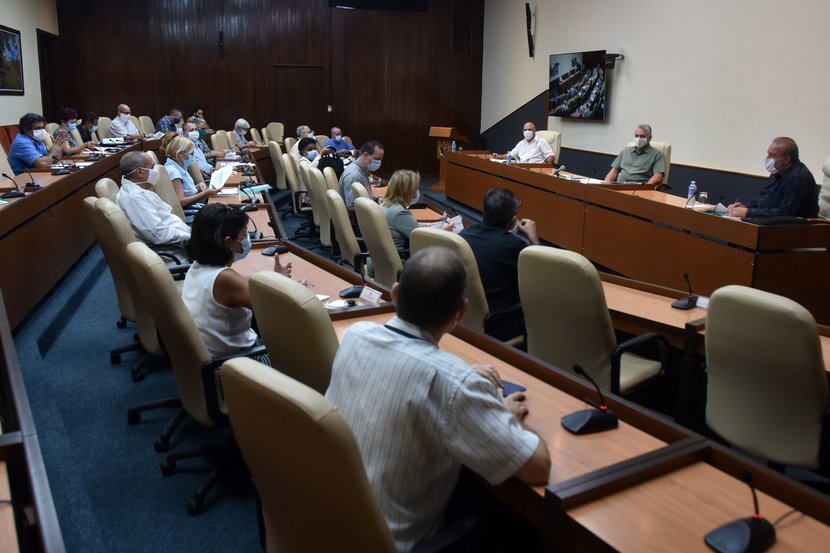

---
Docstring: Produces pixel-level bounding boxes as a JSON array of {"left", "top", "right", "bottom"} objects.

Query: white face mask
[
  {"left": 187, "top": 130, "right": 200, "bottom": 141},
  {"left": 408, "top": 190, "right": 420, "bottom": 207},
  {"left": 764, "top": 157, "right": 778, "bottom": 174},
  {"left": 523, "top": 129, "right": 534, "bottom": 140},
  {"left": 368, "top": 158, "right": 382, "bottom": 172},
  {"left": 635, "top": 136, "right": 648, "bottom": 149},
  {"left": 307, "top": 131, "right": 315, "bottom": 139},
  {"left": 32, "top": 129, "right": 48, "bottom": 141},
  {"left": 146, "top": 168, "right": 160, "bottom": 185},
  {"left": 119, "top": 113, "right": 131, "bottom": 122}
]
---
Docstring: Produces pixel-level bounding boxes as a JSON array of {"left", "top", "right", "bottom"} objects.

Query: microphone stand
[
  {"left": 22, "top": 167, "right": 41, "bottom": 190},
  {"left": 561, "top": 364, "right": 619, "bottom": 435},
  {"left": 1, "top": 173, "right": 25, "bottom": 199},
  {"left": 704, "top": 470, "right": 776, "bottom": 553},
  {"left": 671, "top": 272, "right": 698, "bottom": 310}
]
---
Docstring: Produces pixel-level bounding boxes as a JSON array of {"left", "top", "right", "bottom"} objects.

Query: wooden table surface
[{"left": 0, "top": 461, "right": 19, "bottom": 552}]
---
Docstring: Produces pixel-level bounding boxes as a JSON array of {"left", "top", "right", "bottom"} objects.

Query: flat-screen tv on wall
[{"left": 548, "top": 50, "right": 606, "bottom": 121}]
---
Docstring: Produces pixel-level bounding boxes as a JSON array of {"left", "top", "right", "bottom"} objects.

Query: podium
[{"left": 429, "top": 126, "right": 469, "bottom": 192}]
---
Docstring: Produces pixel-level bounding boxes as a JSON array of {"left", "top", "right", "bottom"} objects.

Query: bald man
[
  {"left": 495, "top": 122, "right": 554, "bottom": 164},
  {"left": 109, "top": 104, "right": 144, "bottom": 140}
]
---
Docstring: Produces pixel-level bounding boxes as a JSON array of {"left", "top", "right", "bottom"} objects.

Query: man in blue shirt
[
  {"left": 323, "top": 126, "right": 355, "bottom": 153},
  {"left": 8, "top": 113, "right": 67, "bottom": 175},
  {"left": 155, "top": 108, "right": 183, "bottom": 134}
]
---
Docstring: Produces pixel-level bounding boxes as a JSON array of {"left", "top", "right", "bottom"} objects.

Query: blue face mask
[
  {"left": 184, "top": 155, "right": 195, "bottom": 168},
  {"left": 234, "top": 236, "right": 252, "bottom": 261},
  {"left": 173, "top": 117, "right": 182, "bottom": 124},
  {"left": 90, "top": 125, "right": 98, "bottom": 133},
  {"left": 334, "top": 135, "right": 342, "bottom": 143},
  {"left": 68, "top": 122, "right": 78, "bottom": 132},
  {"left": 307, "top": 150, "right": 318, "bottom": 160}
]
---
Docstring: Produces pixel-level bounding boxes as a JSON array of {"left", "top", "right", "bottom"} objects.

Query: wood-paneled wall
[{"left": 55, "top": 0, "right": 484, "bottom": 177}]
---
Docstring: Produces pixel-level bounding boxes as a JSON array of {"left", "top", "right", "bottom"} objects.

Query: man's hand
[
  {"left": 517, "top": 218, "right": 539, "bottom": 245},
  {"left": 504, "top": 393, "right": 529, "bottom": 420},
  {"left": 727, "top": 202, "right": 747, "bottom": 217},
  {"left": 275, "top": 255, "right": 292, "bottom": 277},
  {"left": 472, "top": 363, "right": 502, "bottom": 390}
]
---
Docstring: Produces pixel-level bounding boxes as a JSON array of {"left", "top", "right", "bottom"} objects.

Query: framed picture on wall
[{"left": 0, "top": 24, "right": 24, "bottom": 95}]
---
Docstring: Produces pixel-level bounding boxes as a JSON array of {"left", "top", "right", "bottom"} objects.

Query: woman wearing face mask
[
  {"left": 297, "top": 137, "right": 333, "bottom": 191},
  {"left": 381, "top": 169, "right": 452, "bottom": 250},
  {"left": 181, "top": 204, "right": 291, "bottom": 361},
  {"left": 164, "top": 135, "right": 219, "bottom": 208},
  {"left": 53, "top": 107, "right": 95, "bottom": 155},
  {"left": 78, "top": 112, "right": 99, "bottom": 144}
]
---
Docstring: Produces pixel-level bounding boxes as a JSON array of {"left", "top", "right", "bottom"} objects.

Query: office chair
[
  {"left": 649, "top": 140, "right": 672, "bottom": 187},
  {"left": 326, "top": 190, "right": 366, "bottom": 273},
  {"left": 129, "top": 115, "right": 141, "bottom": 133},
  {"left": 248, "top": 272, "right": 339, "bottom": 394},
  {"left": 222, "top": 357, "right": 397, "bottom": 553},
  {"left": 187, "top": 159, "right": 205, "bottom": 187},
  {"left": 265, "top": 121, "right": 284, "bottom": 144},
  {"left": 518, "top": 246, "right": 667, "bottom": 395},
  {"left": 267, "top": 140, "right": 287, "bottom": 191},
  {"left": 284, "top": 136, "right": 296, "bottom": 154},
  {"left": 705, "top": 285, "right": 829, "bottom": 472},
  {"left": 139, "top": 115, "right": 155, "bottom": 135},
  {"left": 125, "top": 241, "right": 266, "bottom": 515},
  {"left": 322, "top": 166, "right": 339, "bottom": 192},
  {"left": 96, "top": 116, "right": 112, "bottom": 140},
  {"left": 211, "top": 130, "right": 230, "bottom": 152},
  {"left": 535, "top": 130, "right": 562, "bottom": 164},
  {"left": 94, "top": 177, "right": 119, "bottom": 203},
  {"left": 819, "top": 155, "right": 830, "bottom": 218},
  {"left": 144, "top": 149, "right": 160, "bottom": 166},
  {"left": 227, "top": 130, "right": 241, "bottom": 151},
  {"left": 250, "top": 127, "right": 264, "bottom": 146},
  {"left": 45, "top": 122, "right": 59, "bottom": 134},
  {"left": 70, "top": 128, "right": 84, "bottom": 147},
  {"left": 351, "top": 181, "right": 371, "bottom": 201},
  {"left": 307, "top": 167, "right": 334, "bottom": 248},
  {"left": 281, "top": 153, "right": 315, "bottom": 241},
  {"left": 354, "top": 197, "right": 403, "bottom": 288},
  {"left": 315, "top": 134, "right": 329, "bottom": 149},
  {"left": 153, "top": 164, "right": 187, "bottom": 221}
]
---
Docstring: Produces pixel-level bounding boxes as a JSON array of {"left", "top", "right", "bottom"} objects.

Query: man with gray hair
[
  {"left": 115, "top": 151, "right": 191, "bottom": 246},
  {"left": 290, "top": 124, "right": 320, "bottom": 156},
  {"left": 604, "top": 123, "right": 665, "bottom": 185},
  {"left": 232, "top": 118, "right": 255, "bottom": 149}
]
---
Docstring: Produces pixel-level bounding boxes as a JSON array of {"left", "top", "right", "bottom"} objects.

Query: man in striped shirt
[{"left": 326, "top": 247, "right": 550, "bottom": 552}]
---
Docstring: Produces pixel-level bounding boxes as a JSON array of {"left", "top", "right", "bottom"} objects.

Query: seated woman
[
  {"left": 164, "top": 135, "right": 219, "bottom": 208},
  {"left": 53, "top": 107, "right": 95, "bottom": 155},
  {"left": 381, "top": 169, "right": 452, "bottom": 250},
  {"left": 78, "top": 111, "right": 98, "bottom": 143},
  {"left": 182, "top": 204, "right": 291, "bottom": 361}
]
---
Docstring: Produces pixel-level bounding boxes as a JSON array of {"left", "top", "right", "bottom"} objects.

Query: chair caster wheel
[
  {"left": 117, "top": 319, "right": 127, "bottom": 329},
  {"left": 111, "top": 353, "right": 121, "bottom": 364},
  {"left": 187, "top": 499, "right": 205, "bottom": 516},
  {"left": 154, "top": 440, "right": 169, "bottom": 453},
  {"left": 127, "top": 411, "right": 140, "bottom": 425},
  {"left": 160, "top": 460, "right": 176, "bottom": 476},
  {"left": 131, "top": 370, "right": 145, "bottom": 382}
]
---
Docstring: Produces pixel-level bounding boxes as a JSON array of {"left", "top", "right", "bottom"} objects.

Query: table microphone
[
  {"left": 561, "top": 364, "right": 619, "bottom": 435},
  {"left": 1, "top": 173, "right": 25, "bottom": 198},
  {"left": 704, "top": 470, "right": 775, "bottom": 553},
  {"left": 671, "top": 272, "right": 698, "bottom": 310},
  {"left": 22, "top": 166, "right": 40, "bottom": 189},
  {"left": 51, "top": 155, "right": 71, "bottom": 175},
  {"left": 553, "top": 165, "right": 566, "bottom": 177}
]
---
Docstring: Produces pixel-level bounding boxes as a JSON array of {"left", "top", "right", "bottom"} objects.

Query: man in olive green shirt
[{"left": 604, "top": 124, "right": 665, "bottom": 185}]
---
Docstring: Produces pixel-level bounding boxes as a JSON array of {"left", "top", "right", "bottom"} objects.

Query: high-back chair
[
  {"left": 284, "top": 136, "right": 296, "bottom": 154},
  {"left": 154, "top": 164, "right": 187, "bottom": 221},
  {"left": 354, "top": 197, "right": 402, "bottom": 288},
  {"left": 351, "top": 181, "right": 371, "bottom": 201},
  {"left": 307, "top": 167, "right": 333, "bottom": 247},
  {"left": 0, "top": 143, "right": 14, "bottom": 176},
  {"left": 250, "top": 127, "right": 264, "bottom": 146},
  {"left": 95, "top": 177, "right": 119, "bottom": 203},
  {"left": 705, "top": 285, "right": 829, "bottom": 471},
  {"left": 820, "top": 155, "right": 830, "bottom": 218},
  {"left": 326, "top": 190, "right": 364, "bottom": 273},
  {"left": 145, "top": 149, "right": 160, "bottom": 166},
  {"left": 518, "top": 246, "right": 667, "bottom": 395},
  {"left": 267, "top": 140, "right": 287, "bottom": 191},
  {"left": 282, "top": 152, "right": 309, "bottom": 216},
  {"left": 188, "top": 159, "right": 205, "bottom": 186},
  {"left": 96, "top": 116, "right": 112, "bottom": 140},
  {"left": 139, "top": 115, "right": 155, "bottom": 135},
  {"left": 265, "top": 122, "right": 284, "bottom": 144},
  {"left": 129, "top": 115, "right": 141, "bottom": 133},
  {"left": 222, "top": 358, "right": 396, "bottom": 553},
  {"left": 227, "top": 130, "right": 241, "bottom": 151},
  {"left": 70, "top": 128, "right": 84, "bottom": 147},
  {"left": 315, "top": 135, "right": 329, "bottom": 149},
  {"left": 45, "top": 122, "right": 59, "bottom": 134},
  {"left": 211, "top": 130, "right": 230, "bottom": 151},
  {"left": 248, "top": 272, "right": 339, "bottom": 394},
  {"left": 409, "top": 228, "right": 489, "bottom": 332},
  {"left": 535, "top": 130, "right": 562, "bottom": 164},
  {"left": 649, "top": 140, "right": 672, "bottom": 186},
  {"left": 322, "top": 166, "right": 339, "bottom": 192}
]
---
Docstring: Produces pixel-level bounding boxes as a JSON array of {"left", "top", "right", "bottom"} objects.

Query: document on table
[{"left": 210, "top": 165, "right": 234, "bottom": 190}]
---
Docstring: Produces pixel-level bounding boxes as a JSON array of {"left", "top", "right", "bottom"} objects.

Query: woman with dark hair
[
  {"left": 53, "top": 106, "right": 94, "bottom": 155},
  {"left": 181, "top": 204, "right": 291, "bottom": 361}
]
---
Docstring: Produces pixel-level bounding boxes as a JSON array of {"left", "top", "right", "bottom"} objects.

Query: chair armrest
[
  {"left": 484, "top": 303, "right": 525, "bottom": 345},
  {"left": 610, "top": 332, "right": 669, "bottom": 395},
  {"left": 201, "top": 345, "right": 269, "bottom": 421},
  {"left": 820, "top": 406, "right": 830, "bottom": 471}
]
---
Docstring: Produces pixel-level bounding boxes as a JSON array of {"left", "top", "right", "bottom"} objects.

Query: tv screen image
[{"left": 548, "top": 50, "right": 606, "bottom": 121}]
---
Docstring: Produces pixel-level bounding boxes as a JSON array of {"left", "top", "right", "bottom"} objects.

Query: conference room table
[{"left": 444, "top": 151, "right": 830, "bottom": 325}]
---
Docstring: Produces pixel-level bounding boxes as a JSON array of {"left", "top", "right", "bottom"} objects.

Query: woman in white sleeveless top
[{"left": 182, "top": 204, "right": 292, "bottom": 360}]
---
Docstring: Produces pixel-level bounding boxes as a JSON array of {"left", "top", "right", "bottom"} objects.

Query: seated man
[
  {"left": 727, "top": 137, "right": 819, "bottom": 218},
  {"left": 8, "top": 112, "right": 67, "bottom": 175},
  {"left": 115, "top": 151, "right": 191, "bottom": 247},
  {"left": 109, "top": 104, "right": 144, "bottom": 140},
  {"left": 322, "top": 126, "right": 354, "bottom": 153},
  {"left": 183, "top": 121, "right": 217, "bottom": 178},
  {"left": 78, "top": 111, "right": 99, "bottom": 144},
  {"left": 604, "top": 124, "right": 665, "bottom": 185},
  {"left": 155, "top": 108, "right": 183, "bottom": 134},
  {"left": 338, "top": 140, "right": 383, "bottom": 208},
  {"left": 232, "top": 118, "right": 256, "bottom": 149},
  {"left": 326, "top": 247, "right": 550, "bottom": 552},
  {"left": 460, "top": 188, "right": 539, "bottom": 341},
  {"left": 289, "top": 124, "right": 319, "bottom": 156},
  {"left": 494, "top": 122, "right": 554, "bottom": 163}
]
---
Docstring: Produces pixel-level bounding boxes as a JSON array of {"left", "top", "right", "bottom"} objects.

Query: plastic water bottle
[
  {"left": 506, "top": 151, "right": 512, "bottom": 165},
  {"left": 687, "top": 180, "right": 697, "bottom": 199},
  {"left": 451, "top": 140, "right": 457, "bottom": 153}
]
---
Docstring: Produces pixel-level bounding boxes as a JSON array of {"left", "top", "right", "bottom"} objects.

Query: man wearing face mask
[
  {"left": 290, "top": 124, "right": 319, "bottom": 156},
  {"left": 604, "top": 124, "right": 665, "bottom": 185},
  {"left": 233, "top": 118, "right": 256, "bottom": 150},
  {"left": 727, "top": 137, "right": 818, "bottom": 218},
  {"left": 109, "top": 104, "right": 144, "bottom": 140},
  {"left": 78, "top": 112, "right": 99, "bottom": 144},
  {"left": 338, "top": 140, "right": 384, "bottom": 208},
  {"left": 494, "top": 122, "right": 554, "bottom": 164},
  {"left": 460, "top": 188, "right": 539, "bottom": 341},
  {"left": 115, "top": 152, "right": 191, "bottom": 247},
  {"left": 8, "top": 112, "right": 68, "bottom": 175},
  {"left": 183, "top": 122, "right": 215, "bottom": 178},
  {"left": 323, "top": 126, "right": 355, "bottom": 153},
  {"left": 155, "top": 108, "right": 184, "bottom": 134}
]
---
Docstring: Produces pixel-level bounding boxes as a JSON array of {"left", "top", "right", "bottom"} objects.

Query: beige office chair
[
  {"left": 70, "top": 128, "right": 84, "bottom": 147},
  {"left": 322, "top": 166, "right": 339, "bottom": 192},
  {"left": 265, "top": 122, "right": 284, "bottom": 144},
  {"left": 307, "top": 167, "right": 333, "bottom": 247},
  {"left": 154, "top": 164, "right": 187, "bottom": 221},
  {"left": 354, "top": 197, "right": 402, "bottom": 288},
  {"left": 650, "top": 140, "right": 672, "bottom": 186},
  {"left": 326, "top": 190, "right": 364, "bottom": 273},
  {"left": 0, "top": 143, "right": 14, "bottom": 177},
  {"left": 222, "top": 358, "right": 397, "bottom": 553},
  {"left": 535, "top": 130, "right": 562, "bottom": 164},
  {"left": 43, "top": 134, "right": 54, "bottom": 149},
  {"left": 96, "top": 116, "right": 112, "bottom": 140},
  {"left": 282, "top": 152, "right": 310, "bottom": 216},
  {"left": 315, "top": 135, "right": 329, "bottom": 149},
  {"left": 227, "top": 130, "right": 240, "bottom": 151},
  {"left": 45, "top": 122, "right": 59, "bottom": 134},
  {"left": 297, "top": 162, "right": 321, "bottom": 235},
  {"left": 518, "top": 246, "right": 667, "bottom": 395},
  {"left": 351, "top": 181, "right": 371, "bottom": 201},
  {"left": 267, "top": 140, "right": 287, "bottom": 191},
  {"left": 129, "top": 115, "right": 141, "bottom": 133},
  {"left": 284, "top": 136, "right": 296, "bottom": 154},
  {"left": 250, "top": 127, "right": 264, "bottom": 146},
  {"left": 705, "top": 285, "right": 829, "bottom": 470},
  {"left": 211, "top": 130, "right": 230, "bottom": 151},
  {"left": 343, "top": 136, "right": 353, "bottom": 147},
  {"left": 248, "top": 272, "right": 339, "bottom": 394},
  {"left": 409, "top": 228, "right": 489, "bottom": 332},
  {"left": 145, "top": 150, "right": 160, "bottom": 166},
  {"left": 139, "top": 115, "right": 155, "bottom": 135},
  {"left": 187, "top": 160, "right": 205, "bottom": 186},
  {"left": 95, "top": 177, "right": 119, "bottom": 203},
  {"left": 819, "top": 155, "right": 830, "bottom": 218}
]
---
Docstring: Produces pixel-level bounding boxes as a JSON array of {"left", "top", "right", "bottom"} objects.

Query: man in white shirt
[
  {"left": 326, "top": 246, "right": 550, "bottom": 552},
  {"left": 290, "top": 124, "right": 320, "bottom": 156},
  {"left": 115, "top": 151, "right": 191, "bottom": 246},
  {"left": 495, "top": 122, "right": 554, "bottom": 163},
  {"left": 108, "top": 104, "right": 144, "bottom": 140}
]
